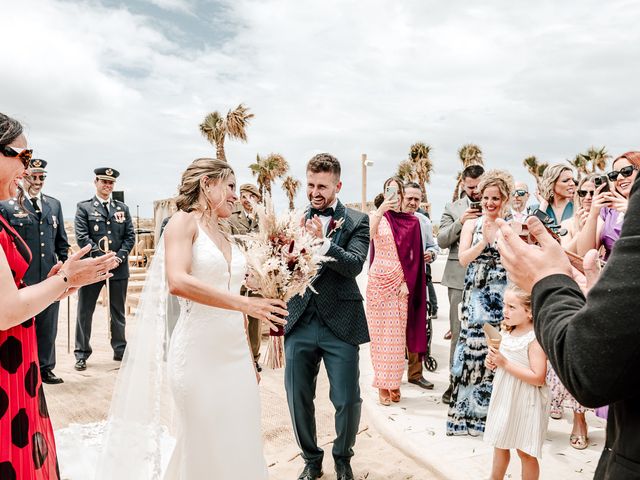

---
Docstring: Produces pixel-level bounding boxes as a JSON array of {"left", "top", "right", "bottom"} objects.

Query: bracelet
[{"left": 55, "top": 270, "right": 68, "bottom": 283}]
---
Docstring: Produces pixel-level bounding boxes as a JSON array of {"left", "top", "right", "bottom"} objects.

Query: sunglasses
[
  {"left": 30, "top": 174, "right": 47, "bottom": 181},
  {"left": 1, "top": 145, "right": 33, "bottom": 168},
  {"left": 577, "top": 189, "right": 595, "bottom": 198},
  {"left": 513, "top": 190, "right": 528, "bottom": 197},
  {"left": 607, "top": 165, "right": 638, "bottom": 182}
]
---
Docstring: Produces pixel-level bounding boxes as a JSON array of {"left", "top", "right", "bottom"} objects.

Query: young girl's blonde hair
[{"left": 501, "top": 283, "right": 532, "bottom": 333}]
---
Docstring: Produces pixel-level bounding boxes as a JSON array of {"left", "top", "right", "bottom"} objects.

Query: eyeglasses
[
  {"left": 30, "top": 174, "right": 46, "bottom": 182},
  {"left": 1, "top": 145, "right": 33, "bottom": 168},
  {"left": 607, "top": 165, "right": 638, "bottom": 181},
  {"left": 577, "top": 189, "right": 595, "bottom": 198},
  {"left": 513, "top": 190, "right": 528, "bottom": 197}
]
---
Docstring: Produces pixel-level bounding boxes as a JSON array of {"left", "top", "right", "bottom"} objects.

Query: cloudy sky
[{"left": 2, "top": 0, "right": 639, "bottom": 218}]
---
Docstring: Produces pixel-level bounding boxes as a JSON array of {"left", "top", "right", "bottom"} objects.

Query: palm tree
[
  {"left": 452, "top": 144, "right": 484, "bottom": 201},
  {"left": 199, "top": 103, "right": 254, "bottom": 162},
  {"left": 249, "top": 153, "right": 290, "bottom": 197},
  {"left": 396, "top": 159, "right": 415, "bottom": 183},
  {"left": 409, "top": 142, "right": 434, "bottom": 199},
  {"left": 576, "top": 146, "right": 610, "bottom": 174},
  {"left": 281, "top": 176, "right": 301, "bottom": 211},
  {"left": 523, "top": 155, "right": 549, "bottom": 191}
]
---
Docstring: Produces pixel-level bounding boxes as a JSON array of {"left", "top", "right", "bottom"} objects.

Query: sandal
[
  {"left": 570, "top": 434, "right": 589, "bottom": 450},
  {"left": 390, "top": 389, "right": 401, "bottom": 403},
  {"left": 378, "top": 389, "right": 391, "bottom": 406},
  {"left": 550, "top": 407, "right": 563, "bottom": 420}
]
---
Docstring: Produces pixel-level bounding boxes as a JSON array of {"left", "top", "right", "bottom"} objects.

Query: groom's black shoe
[
  {"left": 335, "top": 460, "right": 354, "bottom": 480},
  {"left": 297, "top": 463, "right": 323, "bottom": 480}
]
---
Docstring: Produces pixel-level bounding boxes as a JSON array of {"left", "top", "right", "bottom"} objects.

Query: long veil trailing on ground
[{"left": 95, "top": 237, "right": 177, "bottom": 480}]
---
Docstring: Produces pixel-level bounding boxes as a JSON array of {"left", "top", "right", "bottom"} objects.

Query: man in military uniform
[
  {"left": 228, "top": 183, "right": 263, "bottom": 370},
  {"left": 73, "top": 167, "right": 135, "bottom": 371},
  {"left": 0, "top": 159, "right": 70, "bottom": 384}
]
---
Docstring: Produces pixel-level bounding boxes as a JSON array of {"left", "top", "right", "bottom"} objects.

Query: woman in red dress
[{"left": 0, "top": 113, "right": 118, "bottom": 479}]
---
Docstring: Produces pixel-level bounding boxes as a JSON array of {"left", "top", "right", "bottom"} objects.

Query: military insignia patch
[
  {"left": 106, "top": 168, "right": 113, "bottom": 176},
  {"left": 13, "top": 212, "right": 29, "bottom": 218},
  {"left": 33, "top": 159, "right": 43, "bottom": 168},
  {"left": 115, "top": 211, "right": 126, "bottom": 223}
]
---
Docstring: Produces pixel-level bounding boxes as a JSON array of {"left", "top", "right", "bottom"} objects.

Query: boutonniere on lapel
[
  {"left": 326, "top": 217, "right": 345, "bottom": 239},
  {"left": 114, "top": 211, "right": 126, "bottom": 223}
]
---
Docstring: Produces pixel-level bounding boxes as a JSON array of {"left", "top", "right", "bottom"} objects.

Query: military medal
[
  {"left": 13, "top": 212, "right": 29, "bottom": 219},
  {"left": 94, "top": 225, "right": 99, "bottom": 231}
]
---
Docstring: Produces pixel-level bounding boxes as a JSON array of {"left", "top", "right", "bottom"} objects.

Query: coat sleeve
[
  {"left": 74, "top": 203, "right": 99, "bottom": 253},
  {"left": 325, "top": 214, "right": 370, "bottom": 279},
  {"left": 532, "top": 178, "right": 640, "bottom": 408},
  {"left": 437, "top": 202, "right": 463, "bottom": 250},
  {"left": 116, "top": 205, "right": 136, "bottom": 263},
  {"left": 54, "top": 201, "right": 70, "bottom": 262}
]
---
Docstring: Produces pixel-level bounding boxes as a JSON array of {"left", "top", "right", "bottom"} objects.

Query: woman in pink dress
[{"left": 367, "top": 177, "right": 427, "bottom": 406}]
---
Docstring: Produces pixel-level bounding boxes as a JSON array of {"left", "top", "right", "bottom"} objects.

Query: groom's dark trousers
[
  {"left": 285, "top": 306, "right": 361, "bottom": 464},
  {"left": 284, "top": 201, "right": 370, "bottom": 467}
]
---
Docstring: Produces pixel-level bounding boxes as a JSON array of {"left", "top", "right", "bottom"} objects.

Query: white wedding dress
[
  {"left": 56, "top": 226, "right": 268, "bottom": 480},
  {"left": 163, "top": 226, "right": 268, "bottom": 479}
]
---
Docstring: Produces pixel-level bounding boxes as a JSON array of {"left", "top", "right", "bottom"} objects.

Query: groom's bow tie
[{"left": 310, "top": 207, "right": 334, "bottom": 217}]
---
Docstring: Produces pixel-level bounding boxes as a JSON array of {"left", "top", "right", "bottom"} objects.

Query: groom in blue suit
[{"left": 285, "top": 153, "right": 370, "bottom": 480}]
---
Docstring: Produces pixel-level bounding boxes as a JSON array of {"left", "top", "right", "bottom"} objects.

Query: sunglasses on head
[
  {"left": 607, "top": 165, "right": 638, "bottom": 181},
  {"left": 1, "top": 145, "right": 33, "bottom": 168},
  {"left": 577, "top": 189, "right": 595, "bottom": 198},
  {"left": 513, "top": 189, "right": 528, "bottom": 197}
]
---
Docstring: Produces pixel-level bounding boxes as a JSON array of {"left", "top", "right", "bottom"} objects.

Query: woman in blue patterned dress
[{"left": 446, "top": 170, "right": 513, "bottom": 436}]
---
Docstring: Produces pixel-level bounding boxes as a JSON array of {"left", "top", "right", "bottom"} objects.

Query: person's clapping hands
[
  {"left": 305, "top": 216, "right": 325, "bottom": 239},
  {"left": 496, "top": 215, "right": 572, "bottom": 293}
]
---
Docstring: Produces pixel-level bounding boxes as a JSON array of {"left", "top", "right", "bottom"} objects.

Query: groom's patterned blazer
[{"left": 285, "top": 200, "right": 370, "bottom": 346}]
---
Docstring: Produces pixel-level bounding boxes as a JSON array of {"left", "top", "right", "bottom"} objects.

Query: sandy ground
[{"left": 47, "top": 294, "right": 435, "bottom": 480}]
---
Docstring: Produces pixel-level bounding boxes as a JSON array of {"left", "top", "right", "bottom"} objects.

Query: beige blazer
[{"left": 437, "top": 197, "right": 470, "bottom": 290}]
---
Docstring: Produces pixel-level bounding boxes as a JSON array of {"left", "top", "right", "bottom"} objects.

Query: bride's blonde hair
[{"left": 175, "top": 158, "right": 234, "bottom": 213}]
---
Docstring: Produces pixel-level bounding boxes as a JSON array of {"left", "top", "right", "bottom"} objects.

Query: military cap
[
  {"left": 29, "top": 159, "right": 47, "bottom": 173},
  {"left": 239, "top": 183, "right": 261, "bottom": 200},
  {"left": 94, "top": 167, "right": 120, "bottom": 181}
]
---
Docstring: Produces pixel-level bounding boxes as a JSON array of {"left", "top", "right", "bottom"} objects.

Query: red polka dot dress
[{"left": 0, "top": 214, "right": 59, "bottom": 480}]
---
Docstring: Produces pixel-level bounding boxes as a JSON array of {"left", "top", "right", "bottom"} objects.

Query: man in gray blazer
[
  {"left": 437, "top": 164, "right": 484, "bottom": 404},
  {"left": 285, "top": 154, "right": 369, "bottom": 480}
]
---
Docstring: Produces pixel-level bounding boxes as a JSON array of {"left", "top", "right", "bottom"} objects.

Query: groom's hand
[{"left": 305, "top": 215, "right": 324, "bottom": 239}]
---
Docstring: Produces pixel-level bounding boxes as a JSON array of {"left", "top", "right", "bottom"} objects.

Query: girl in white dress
[{"left": 484, "top": 284, "right": 549, "bottom": 480}]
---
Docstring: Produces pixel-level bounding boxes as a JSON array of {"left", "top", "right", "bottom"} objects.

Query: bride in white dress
[{"left": 94, "top": 158, "right": 287, "bottom": 480}]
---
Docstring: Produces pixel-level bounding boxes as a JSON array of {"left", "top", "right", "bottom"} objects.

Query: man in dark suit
[
  {"left": 228, "top": 183, "right": 263, "bottom": 370},
  {"left": 74, "top": 167, "right": 135, "bottom": 370},
  {"left": 496, "top": 171, "right": 640, "bottom": 480},
  {"left": 0, "top": 159, "right": 70, "bottom": 384},
  {"left": 285, "top": 154, "right": 369, "bottom": 480}
]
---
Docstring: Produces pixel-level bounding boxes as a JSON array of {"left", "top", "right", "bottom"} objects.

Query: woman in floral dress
[{"left": 446, "top": 170, "right": 513, "bottom": 436}]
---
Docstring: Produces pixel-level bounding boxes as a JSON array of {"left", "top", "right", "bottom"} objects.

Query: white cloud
[{"left": 1, "top": 0, "right": 639, "bottom": 220}]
